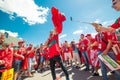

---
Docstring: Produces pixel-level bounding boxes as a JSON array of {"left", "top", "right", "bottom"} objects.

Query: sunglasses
[{"left": 112, "top": 1, "right": 117, "bottom": 5}]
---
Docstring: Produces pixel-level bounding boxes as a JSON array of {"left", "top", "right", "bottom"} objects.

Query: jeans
[
  {"left": 28, "top": 58, "right": 34, "bottom": 72},
  {"left": 113, "top": 70, "right": 120, "bottom": 80},
  {"left": 82, "top": 51, "right": 89, "bottom": 69},
  {"left": 49, "top": 55, "right": 69, "bottom": 80},
  {"left": 98, "top": 51, "right": 108, "bottom": 80},
  {"left": 98, "top": 49, "right": 120, "bottom": 80}
]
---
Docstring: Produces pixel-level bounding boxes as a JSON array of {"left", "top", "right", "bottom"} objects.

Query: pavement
[{"left": 23, "top": 65, "right": 115, "bottom": 80}]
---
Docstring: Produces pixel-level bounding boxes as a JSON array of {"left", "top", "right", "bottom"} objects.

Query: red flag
[{"left": 51, "top": 7, "right": 66, "bottom": 34}]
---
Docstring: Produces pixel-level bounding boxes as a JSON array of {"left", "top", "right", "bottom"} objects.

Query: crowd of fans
[
  {"left": 0, "top": 0, "right": 120, "bottom": 80},
  {"left": 0, "top": 28, "right": 120, "bottom": 80}
]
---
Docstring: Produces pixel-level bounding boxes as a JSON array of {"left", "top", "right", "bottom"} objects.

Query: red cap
[
  {"left": 112, "top": 0, "right": 118, "bottom": 3},
  {"left": 18, "top": 40, "right": 25, "bottom": 45},
  {"left": 112, "top": 0, "right": 115, "bottom": 2},
  {"left": 86, "top": 34, "right": 91, "bottom": 37}
]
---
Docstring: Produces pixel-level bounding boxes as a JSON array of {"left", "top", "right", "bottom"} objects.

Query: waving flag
[{"left": 51, "top": 7, "right": 66, "bottom": 34}]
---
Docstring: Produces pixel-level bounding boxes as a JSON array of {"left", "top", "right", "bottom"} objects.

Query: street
[{"left": 23, "top": 65, "right": 115, "bottom": 80}]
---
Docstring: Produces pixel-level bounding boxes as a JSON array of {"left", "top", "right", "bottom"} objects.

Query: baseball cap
[
  {"left": 86, "top": 34, "right": 91, "bottom": 37},
  {"left": 18, "top": 40, "right": 25, "bottom": 45}
]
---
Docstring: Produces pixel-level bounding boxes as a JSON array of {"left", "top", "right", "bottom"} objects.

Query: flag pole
[{"left": 70, "top": 17, "right": 92, "bottom": 25}]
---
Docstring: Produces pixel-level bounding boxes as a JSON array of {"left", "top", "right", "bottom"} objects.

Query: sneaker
[
  {"left": 75, "top": 66, "right": 80, "bottom": 69},
  {"left": 110, "top": 71, "right": 115, "bottom": 74},
  {"left": 84, "top": 68, "right": 89, "bottom": 71},
  {"left": 35, "top": 71, "right": 38, "bottom": 73},
  {"left": 90, "top": 68, "right": 94, "bottom": 73},
  {"left": 92, "top": 73, "right": 99, "bottom": 76}
]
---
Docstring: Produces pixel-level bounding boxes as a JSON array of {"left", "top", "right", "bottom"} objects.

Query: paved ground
[{"left": 23, "top": 65, "right": 115, "bottom": 80}]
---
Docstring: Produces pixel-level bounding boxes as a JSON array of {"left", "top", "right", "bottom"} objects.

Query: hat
[
  {"left": 86, "top": 34, "right": 91, "bottom": 37},
  {"left": 18, "top": 40, "right": 25, "bottom": 45}
]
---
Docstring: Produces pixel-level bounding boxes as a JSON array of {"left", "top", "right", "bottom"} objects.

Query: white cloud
[
  {"left": 0, "top": 30, "right": 18, "bottom": 37},
  {"left": 19, "top": 37, "right": 23, "bottom": 40},
  {"left": 73, "top": 30, "right": 83, "bottom": 35},
  {"left": 59, "top": 34, "right": 67, "bottom": 39},
  {"left": 0, "top": 0, "right": 49, "bottom": 25}
]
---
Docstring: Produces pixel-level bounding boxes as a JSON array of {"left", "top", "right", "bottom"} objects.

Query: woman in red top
[
  {"left": 62, "top": 41, "right": 71, "bottom": 66},
  {"left": 39, "top": 44, "right": 45, "bottom": 72},
  {"left": 26, "top": 44, "right": 35, "bottom": 77}
]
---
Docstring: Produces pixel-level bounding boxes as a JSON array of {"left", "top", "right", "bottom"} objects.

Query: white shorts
[{"left": 64, "top": 52, "right": 71, "bottom": 61}]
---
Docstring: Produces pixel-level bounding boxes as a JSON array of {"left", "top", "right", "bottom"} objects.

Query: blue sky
[{"left": 0, "top": 0, "right": 119, "bottom": 46}]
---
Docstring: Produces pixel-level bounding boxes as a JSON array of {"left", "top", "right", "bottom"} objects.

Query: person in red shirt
[
  {"left": 45, "top": 28, "right": 69, "bottom": 80},
  {"left": 86, "top": 34, "right": 100, "bottom": 76},
  {"left": 78, "top": 34, "right": 90, "bottom": 71},
  {"left": 26, "top": 43, "right": 36, "bottom": 77},
  {"left": 44, "top": 47, "right": 50, "bottom": 69},
  {"left": 46, "top": 6, "right": 69, "bottom": 80},
  {"left": 62, "top": 41, "right": 71, "bottom": 66},
  {"left": 0, "top": 43, "right": 13, "bottom": 77},
  {"left": 93, "top": 27, "right": 119, "bottom": 80},
  {"left": 39, "top": 44, "right": 45, "bottom": 72},
  {"left": 92, "top": 0, "right": 120, "bottom": 33},
  {"left": 13, "top": 40, "right": 25, "bottom": 80},
  {"left": 70, "top": 40, "right": 81, "bottom": 68}
]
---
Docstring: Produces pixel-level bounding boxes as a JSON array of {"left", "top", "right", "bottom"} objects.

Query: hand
[
  {"left": 102, "top": 49, "right": 109, "bottom": 55},
  {"left": 91, "top": 23, "right": 100, "bottom": 28},
  {"left": 0, "top": 60, "right": 2, "bottom": 65},
  {"left": 20, "top": 55, "right": 24, "bottom": 60},
  {"left": 87, "top": 45, "right": 92, "bottom": 50},
  {"left": 0, "top": 60, "right": 4, "bottom": 65}
]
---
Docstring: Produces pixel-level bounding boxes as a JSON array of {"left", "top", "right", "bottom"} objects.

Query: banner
[
  {"left": 98, "top": 54, "right": 120, "bottom": 71},
  {"left": 1, "top": 68, "right": 14, "bottom": 80}
]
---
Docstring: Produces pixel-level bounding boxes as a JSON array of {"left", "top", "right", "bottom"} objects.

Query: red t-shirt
[
  {"left": 40, "top": 52, "right": 44, "bottom": 57},
  {"left": 78, "top": 39, "right": 89, "bottom": 52},
  {"left": 0, "top": 48, "right": 13, "bottom": 70},
  {"left": 48, "top": 34, "right": 60, "bottom": 59},
  {"left": 63, "top": 45, "right": 69, "bottom": 53},
  {"left": 90, "top": 38, "right": 98, "bottom": 50},
  {"left": 14, "top": 47, "right": 25, "bottom": 60},
  {"left": 95, "top": 32, "right": 112, "bottom": 51},
  {"left": 27, "top": 47, "right": 35, "bottom": 58},
  {"left": 111, "top": 17, "right": 120, "bottom": 29}
]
